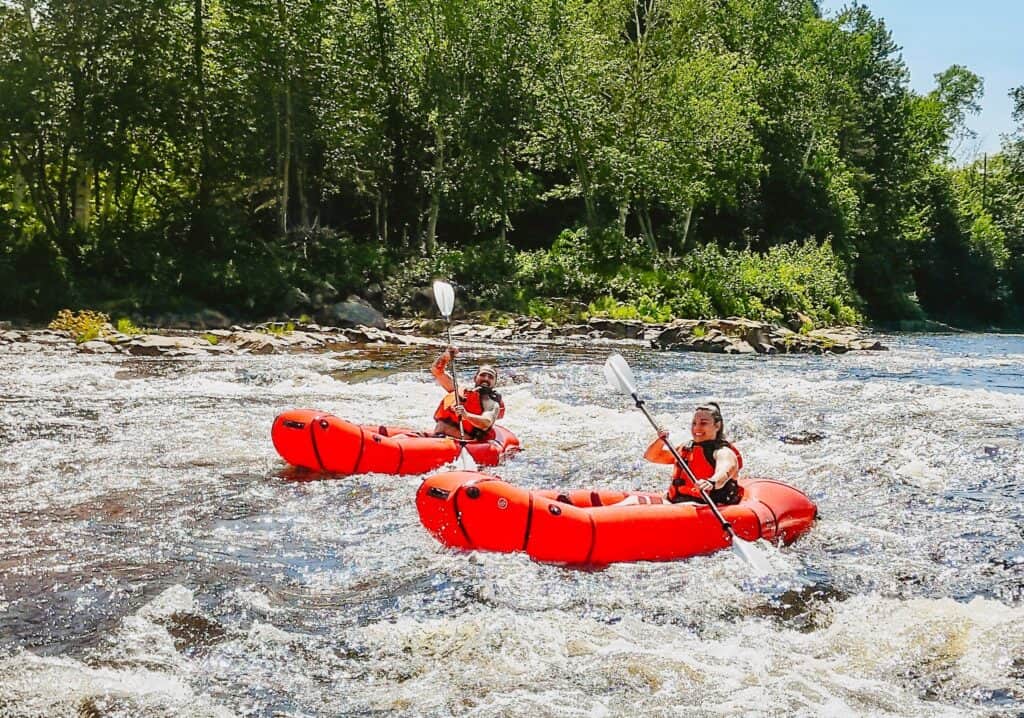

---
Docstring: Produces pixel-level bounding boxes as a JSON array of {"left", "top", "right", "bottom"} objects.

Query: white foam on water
[
  {"left": 2, "top": 335, "right": 1023, "bottom": 716},
  {"left": 0, "top": 652, "right": 232, "bottom": 718},
  {"left": 0, "top": 583, "right": 232, "bottom": 717},
  {"left": 339, "top": 598, "right": 985, "bottom": 717}
]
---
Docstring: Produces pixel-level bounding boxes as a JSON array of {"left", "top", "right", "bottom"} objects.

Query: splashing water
[{"left": 1, "top": 335, "right": 1022, "bottom": 716}]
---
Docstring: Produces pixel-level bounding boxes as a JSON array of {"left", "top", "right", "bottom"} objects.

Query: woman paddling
[{"left": 645, "top": 402, "right": 741, "bottom": 505}]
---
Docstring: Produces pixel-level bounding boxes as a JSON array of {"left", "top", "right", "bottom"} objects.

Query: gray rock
[
  {"left": 124, "top": 335, "right": 211, "bottom": 356},
  {"left": 724, "top": 340, "right": 757, "bottom": 354},
  {"left": 311, "top": 280, "right": 339, "bottom": 307},
  {"left": 193, "top": 309, "right": 230, "bottom": 329},
  {"left": 315, "top": 295, "right": 386, "bottom": 329},
  {"left": 79, "top": 340, "right": 118, "bottom": 354},
  {"left": 224, "top": 331, "right": 283, "bottom": 355},
  {"left": 342, "top": 326, "right": 410, "bottom": 345},
  {"left": 586, "top": 318, "right": 645, "bottom": 339},
  {"left": 417, "top": 318, "right": 448, "bottom": 336},
  {"left": 283, "top": 287, "right": 313, "bottom": 313},
  {"left": 787, "top": 311, "right": 813, "bottom": 332},
  {"left": 781, "top": 431, "right": 826, "bottom": 445},
  {"left": 850, "top": 338, "right": 888, "bottom": 351}
]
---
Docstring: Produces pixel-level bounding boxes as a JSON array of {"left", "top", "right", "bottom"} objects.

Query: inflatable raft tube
[
  {"left": 417, "top": 471, "right": 817, "bottom": 564},
  {"left": 272, "top": 409, "right": 520, "bottom": 475}
]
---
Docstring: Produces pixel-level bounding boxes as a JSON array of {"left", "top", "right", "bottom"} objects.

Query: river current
[{"left": 0, "top": 333, "right": 1022, "bottom": 717}]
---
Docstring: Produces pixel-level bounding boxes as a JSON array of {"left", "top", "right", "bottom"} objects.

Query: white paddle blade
[
  {"left": 433, "top": 280, "right": 455, "bottom": 318},
  {"left": 456, "top": 446, "right": 478, "bottom": 472},
  {"left": 603, "top": 353, "right": 637, "bottom": 396},
  {"left": 731, "top": 536, "right": 773, "bottom": 576}
]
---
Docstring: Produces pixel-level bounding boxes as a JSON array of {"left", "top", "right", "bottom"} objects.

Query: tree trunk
[
  {"left": 191, "top": 0, "right": 211, "bottom": 249},
  {"left": 17, "top": 137, "right": 57, "bottom": 237},
  {"left": 72, "top": 162, "right": 90, "bottom": 230},
  {"left": 280, "top": 86, "right": 291, "bottom": 237},
  {"left": 12, "top": 159, "right": 25, "bottom": 213},
  {"left": 102, "top": 169, "right": 114, "bottom": 220},
  {"left": 374, "top": 190, "right": 382, "bottom": 242},
  {"left": 637, "top": 202, "right": 656, "bottom": 252},
  {"left": 296, "top": 164, "right": 309, "bottom": 228},
  {"left": 373, "top": 0, "right": 399, "bottom": 249},
  {"left": 679, "top": 204, "right": 693, "bottom": 251},
  {"left": 425, "top": 120, "right": 443, "bottom": 255},
  {"left": 277, "top": 0, "right": 291, "bottom": 238},
  {"left": 554, "top": 68, "right": 599, "bottom": 231},
  {"left": 58, "top": 142, "right": 71, "bottom": 237}
]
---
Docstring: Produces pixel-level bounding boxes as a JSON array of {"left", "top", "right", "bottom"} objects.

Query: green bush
[
  {"left": 508, "top": 230, "right": 859, "bottom": 326},
  {"left": 512, "top": 227, "right": 653, "bottom": 302},
  {"left": 584, "top": 294, "right": 674, "bottom": 323},
  {"left": 48, "top": 309, "right": 111, "bottom": 343},
  {"left": 384, "top": 239, "right": 520, "bottom": 315},
  {"left": 115, "top": 317, "right": 145, "bottom": 335},
  {"left": 261, "top": 321, "right": 296, "bottom": 336},
  {"left": 678, "top": 240, "right": 862, "bottom": 325}
]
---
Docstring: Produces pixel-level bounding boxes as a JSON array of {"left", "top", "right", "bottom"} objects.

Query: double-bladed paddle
[
  {"left": 432, "top": 280, "right": 478, "bottom": 472},
  {"left": 603, "top": 352, "right": 773, "bottom": 575}
]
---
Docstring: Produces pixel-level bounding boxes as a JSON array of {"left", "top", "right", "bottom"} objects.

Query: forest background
[{"left": 2, "top": 0, "right": 1023, "bottom": 328}]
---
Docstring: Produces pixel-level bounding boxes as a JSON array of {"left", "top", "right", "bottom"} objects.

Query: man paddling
[{"left": 430, "top": 346, "right": 505, "bottom": 440}]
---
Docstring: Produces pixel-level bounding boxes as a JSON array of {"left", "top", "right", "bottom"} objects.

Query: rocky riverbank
[{"left": 0, "top": 311, "right": 886, "bottom": 357}]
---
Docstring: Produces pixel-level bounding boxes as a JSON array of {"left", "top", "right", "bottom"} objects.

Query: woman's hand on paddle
[
  {"left": 696, "top": 479, "right": 713, "bottom": 493},
  {"left": 446, "top": 345, "right": 460, "bottom": 358}
]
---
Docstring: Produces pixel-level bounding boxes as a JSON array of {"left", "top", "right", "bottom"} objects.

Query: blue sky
[{"left": 820, "top": 0, "right": 1022, "bottom": 158}]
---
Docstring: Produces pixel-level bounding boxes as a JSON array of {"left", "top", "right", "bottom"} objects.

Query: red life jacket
[
  {"left": 433, "top": 387, "right": 505, "bottom": 440},
  {"left": 667, "top": 440, "right": 743, "bottom": 505}
]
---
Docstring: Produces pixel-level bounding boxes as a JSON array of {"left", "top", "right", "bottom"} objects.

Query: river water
[{"left": 0, "top": 333, "right": 1022, "bottom": 717}]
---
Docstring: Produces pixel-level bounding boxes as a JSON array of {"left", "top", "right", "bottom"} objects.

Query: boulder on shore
[{"left": 652, "top": 318, "right": 886, "bottom": 355}]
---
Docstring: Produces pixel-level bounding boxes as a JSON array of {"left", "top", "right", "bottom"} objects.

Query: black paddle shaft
[
  {"left": 443, "top": 324, "right": 467, "bottom": 441},
  {"left": 631, "top": 394, "right": 738, "bottom": 539},
  {"left": 444, "top": 326, "right": 461, "bottom": 406}
]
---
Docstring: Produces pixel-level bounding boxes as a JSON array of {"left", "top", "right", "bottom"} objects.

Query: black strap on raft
[{"left": 308, "top": 421, "right": 327, "bottom": 472}]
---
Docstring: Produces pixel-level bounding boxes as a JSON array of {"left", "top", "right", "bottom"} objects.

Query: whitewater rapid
[{"left": 1, "top": 334, "right": 1021, "bottom": 716}]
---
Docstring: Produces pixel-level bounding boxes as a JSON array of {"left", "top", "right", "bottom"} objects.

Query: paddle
[
  {"left": 432, "top": 280, "right": 478, "bottom": 472},
  {"left": 603, "top": 352, "right": 773, "bottom": 575}
]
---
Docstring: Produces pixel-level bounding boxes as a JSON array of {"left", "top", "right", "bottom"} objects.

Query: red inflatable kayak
[
  {"left": 272, "top": 409, "right": 520, "bottom": 475},
  {"left": 417, "top": 471, "right": 816, "bottom": 564}
]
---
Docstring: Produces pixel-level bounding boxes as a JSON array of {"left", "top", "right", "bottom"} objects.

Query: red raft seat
[
  {"left": 417, "top": 471, "right": 816, "bottom": 564},
  {"left": 272, "top": 409, "right": 520, "bottom": 476}
]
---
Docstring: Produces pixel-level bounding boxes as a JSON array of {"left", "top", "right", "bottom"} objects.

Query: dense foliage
[{"left": 1, "top": 0, "right": 1021, "bottom": 326}]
